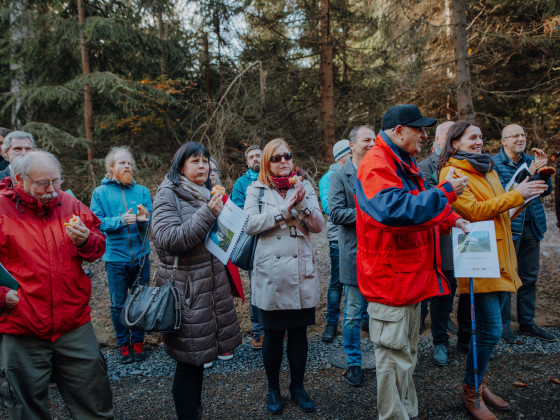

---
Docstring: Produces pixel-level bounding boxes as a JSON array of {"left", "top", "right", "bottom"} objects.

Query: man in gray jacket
[
  {"left": 418, "top": 121, "right": 458, "bottom": 366},
  {"left": 319, "top": 139, "right": 352, "bottom": 343},
  {"left": 329, "top": 125, "right": 375, "bottom": 386}
]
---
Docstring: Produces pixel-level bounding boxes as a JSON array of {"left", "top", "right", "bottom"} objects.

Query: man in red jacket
[
  {"left": 355, "top": 105, "right": 469, "bottom": 419},
  {"left": 0, "top": 151, "right": 113, "bottom": 419}
]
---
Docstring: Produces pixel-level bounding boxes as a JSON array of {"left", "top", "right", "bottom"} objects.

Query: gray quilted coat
[{"left": 151, "top": 176, "right": 241, "bottom": 366}]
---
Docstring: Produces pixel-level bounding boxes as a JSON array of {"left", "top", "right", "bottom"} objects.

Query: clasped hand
[{"left": 286, "top": 180, "right": 306, "bottom": 212}]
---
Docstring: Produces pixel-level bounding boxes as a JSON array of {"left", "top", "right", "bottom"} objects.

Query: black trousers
[
  {"left": 262, "top": 326, "right": 308, "bottom": 391},
  {"left": 173, "top": 362, "right": 204, "bottom": 420}
]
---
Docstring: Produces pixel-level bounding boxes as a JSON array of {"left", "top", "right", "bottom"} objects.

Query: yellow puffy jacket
[{"left": 439, "top": 157, "right": 523, "bottom": 294}]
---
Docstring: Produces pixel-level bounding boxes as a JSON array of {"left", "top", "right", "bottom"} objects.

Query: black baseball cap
[{"left": 381, "top": 104, "right": 437, "bottom": 130}]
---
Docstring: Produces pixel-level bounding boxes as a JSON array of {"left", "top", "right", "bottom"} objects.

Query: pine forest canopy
[{"left": 0, "top": 0, "right": 558, "bottom": 203}]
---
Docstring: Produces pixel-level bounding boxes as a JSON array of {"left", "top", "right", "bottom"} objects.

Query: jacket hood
[
  {"left": 328, "top": 163, "right": 340, "bottom": 172},
  {"left": 444, "top": 156, "right": 478, "bottom": 174},
  {"left": 101, "top": 176, "right": 137, "bottom": 187},
  {"left": 0, "top": 177, "right": 63, "bottom": 217},
  {"left": 377, "top": 131, "right": 421, "bottom": 176}
]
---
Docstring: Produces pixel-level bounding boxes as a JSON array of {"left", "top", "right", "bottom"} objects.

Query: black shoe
[
  {"left": 360, "top": 321, "right": 369, "bottom": 333},
  {"left": 322, "top": 324, "right": 337, "bottom": 343},
  {"left": 501, "top": 325, "right": 519, "bottom": 344},
  {"left": 266, "top": 390, "right": 283, "bottom": 414},
  {"left": 518, "top": 325, "right": 557, "bottom": 342},
  {"left": 344, "top": 365, "right": 363, "bottom": 387},
  {"left": 290, "top": 388, "right": 315, "bottom": 412},
  {"left": 447, "top": 319, "right": 458, "bottom": 334},
  {"left": 456, "top": 342, "right": 469, "bottom": 354}
]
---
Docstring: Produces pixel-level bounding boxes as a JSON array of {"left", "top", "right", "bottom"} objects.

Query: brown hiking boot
[
  {"left": 251, "top": 334, "right": 263, "bottom": 350},
  {"left": 461, "top": 383, "right": 497, "bottom": 420},
  {"left": 481, "top": 379, "right": 510, "bottom": 410}
]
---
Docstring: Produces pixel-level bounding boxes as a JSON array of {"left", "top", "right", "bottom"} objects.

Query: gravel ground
[{"left": 3, "top": 329, "right": 559, "bottom": 419}]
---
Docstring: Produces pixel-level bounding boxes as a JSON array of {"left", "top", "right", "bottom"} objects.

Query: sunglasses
[{"left": 270, "top": 152, "right": 293, "bottom": 163}]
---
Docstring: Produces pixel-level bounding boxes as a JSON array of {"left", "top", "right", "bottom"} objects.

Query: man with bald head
[
  {"left": 0, "top": 151, "right": 113, "bottom": 418},
  {"left": 418, "top": 121, "right": 459, "bottom": 366},
  {"left": 492, "top": 124, "right": 555, "bottom": 343}
]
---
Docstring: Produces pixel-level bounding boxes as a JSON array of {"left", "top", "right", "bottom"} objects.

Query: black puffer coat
[{"left": 151, "top": 176, "right": 241, "bottom": 365}]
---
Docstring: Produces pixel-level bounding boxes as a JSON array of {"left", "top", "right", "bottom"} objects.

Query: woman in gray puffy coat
[
  {"left": 151, "top": 142, "right": 241, "bottom": 420},
  {"left": 245, "top": 138, "right": 324, "bottom": 414}
]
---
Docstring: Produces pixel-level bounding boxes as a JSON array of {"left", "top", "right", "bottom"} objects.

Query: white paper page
[
  {"left": 205, "top": 198, "right": 249, "bottom": 265},
  {"left": 452, "top": 220, "right": 500, "bottom": 278}
]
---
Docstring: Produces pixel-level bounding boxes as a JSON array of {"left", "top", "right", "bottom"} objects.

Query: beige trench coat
[{"left": 245, "top": 180, "right": 324, "bottom": 311}]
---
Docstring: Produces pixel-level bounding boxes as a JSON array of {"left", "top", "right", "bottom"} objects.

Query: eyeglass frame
[
  {"left": 270, "top": 152, "right": 293, "bottom": 163},
  {"left": 503, "top": 133, "right": 527, "bottom": 140},
  {"left": 26, "top": 175, "right": 65, "bottom": 188}
]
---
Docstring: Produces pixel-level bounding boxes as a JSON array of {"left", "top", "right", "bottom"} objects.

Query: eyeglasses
[
  {"left": 504, "top": 133, "right": 526, "bottom": 140},
  {"left": 270, "top": 152, "right": 293, "bottom": 163},
  {"left": 210, "top": 169, "right": 220, "bottom": 174},
  {"left": 26, "top": 176, "right": 65, "bottom": 188}
]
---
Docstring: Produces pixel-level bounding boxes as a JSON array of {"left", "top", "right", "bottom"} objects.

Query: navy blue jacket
[{"left": 492, "top": 147, "right": 552, "bottom": 240}]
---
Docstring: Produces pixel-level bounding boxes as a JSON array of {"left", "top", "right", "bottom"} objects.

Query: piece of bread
[
  {"left": 289, "top": 176, "right": 303, "bottom": 184},
  {"left": 64, "top": 214, "right": 80, "bottom": 227},
  {"left": 211, "top": 185, "right": 226, "bottom": 195},
  {"left": 537, "top": 166, "right": 555, "bottom": 177}
]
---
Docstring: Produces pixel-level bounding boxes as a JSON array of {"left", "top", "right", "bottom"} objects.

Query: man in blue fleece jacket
[{"left": 91, "top": 147, "right": 152, "bottom": 363}]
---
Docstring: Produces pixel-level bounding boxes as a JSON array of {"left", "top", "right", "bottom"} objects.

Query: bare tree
[
  {"left": 451, "top": 0, "right": 475, "bottom": 121},
  {"left": 319, "top": 0, "right": 335, "bottom": 161}
]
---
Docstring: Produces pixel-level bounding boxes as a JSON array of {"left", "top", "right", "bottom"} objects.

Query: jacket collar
[
  {"left": 0, "top": 177, "right": 63, "bottom": 217},
  {"left": 377, "top": 131, "right": 420, "bottom": 176},
  {"left": 244, "top": 169, "right": 259, "bottom": 181},
  {"left": 499, "top": 147, "right": 527, "bottom": 167},
  {"left": 101, "top": 176, "right": 137, "bottom": 188},
  {"left": 342, "top": 158, "right": 356, "bottom": 176}
]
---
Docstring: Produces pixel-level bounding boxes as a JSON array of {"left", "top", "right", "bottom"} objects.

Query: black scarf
[{"left": 453, "top": 151, "right": 494, "bottom": 175}]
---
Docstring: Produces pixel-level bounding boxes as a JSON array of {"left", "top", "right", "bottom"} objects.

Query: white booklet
[
  {"left": 204, "top": 198, "right": 249, "bottom": 265},
  {"left": 504, "top": 162, "right": 538, "bottom": 220},
  {"left": 452, "top": 221, "right": 500, "bottom": 278}
]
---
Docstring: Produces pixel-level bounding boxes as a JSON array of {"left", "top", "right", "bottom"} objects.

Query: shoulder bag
[
  {"left": 119, "top": 193, "right": 183, "bottom": 333},
  {"left": 230, "top": 187, "right": 264, "bottom": 271}
]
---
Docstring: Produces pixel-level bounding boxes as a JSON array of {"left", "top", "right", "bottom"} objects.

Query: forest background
[{"left": 1, "top": 0, "right": 559, "bottom": 202}]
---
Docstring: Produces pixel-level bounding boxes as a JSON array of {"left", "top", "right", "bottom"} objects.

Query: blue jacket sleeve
[
  {"left": 90, "top": 189, "right": 124, "bottom": 232},
  {"left": 137, "top": 187, "right": 152, "bottom": 230},
  {"left": 231, "top": 178, "right": 246, "bottom": 210},
  {"left": 318, "top": 171, "right": 332, "bottom": 215}
]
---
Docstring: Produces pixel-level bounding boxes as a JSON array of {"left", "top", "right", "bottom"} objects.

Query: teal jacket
[
  {"left": 90, "top": 177, "right": 152, "bottom": 262},
  {"left": 319, "top": 163, "right": 340, "bottom": 241},
  {"left": 231, "top": 169, "right": 258, "bottom": 209}
]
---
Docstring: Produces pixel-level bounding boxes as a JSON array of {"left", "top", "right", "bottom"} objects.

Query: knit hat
[{"left": 333, "top": 139, "right": 351, "bottom": 162}]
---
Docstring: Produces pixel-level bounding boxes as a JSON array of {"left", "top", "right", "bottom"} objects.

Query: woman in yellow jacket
[{"left": 438, "top": 121, "right": 548, "bottom": 420}]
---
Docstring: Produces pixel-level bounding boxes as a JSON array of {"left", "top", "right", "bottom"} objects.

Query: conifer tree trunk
[
  {"left": 319, "top": 0, "right": 335, "bottom": 161},
  {"left": 10, "top": 0, "right": 27, "bottom": 128},
  {"left": 451, "top": 0, "right": 475, "bottom": 121},
  {"left": 77, "top": 0, "right": 95, "bottom": 182}
]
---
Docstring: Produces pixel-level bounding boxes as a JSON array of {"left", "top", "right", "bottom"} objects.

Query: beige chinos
[
  {"left": 368, "top": 302, "right": 420, "bottom": 420},
  {"left": 0, "top": 322, "right": 113, "bottom": 419}
]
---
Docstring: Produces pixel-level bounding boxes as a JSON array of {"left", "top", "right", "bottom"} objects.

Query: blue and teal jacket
[
  {"left": 90, "top": 177, "right": 152, "bottom": 262},
  {"left": 231, "top": 169, "right": 258, "bottom": 209},
  {"left": 492, "top": 148, "right": 552, "bottom": 241},
  {"left": 319, "top": 163, "right": 340, "bottom": 241}
]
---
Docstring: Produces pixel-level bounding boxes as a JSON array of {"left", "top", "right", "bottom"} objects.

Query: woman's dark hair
[
  {"left": 437, "top": 120, "right": 480, "bottom": 172},
  {"left": 168, "top": 142, "right": 211, "bottom": 186}
]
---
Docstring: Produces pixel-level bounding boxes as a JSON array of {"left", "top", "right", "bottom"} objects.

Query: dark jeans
[
  {"left": 262, "top": 326, "right": 308, "bottom": 391},
  {"left": 430, "top": 270, "right": 457, "bottom": 346},
  {"left": 502, "top": 227, "right": 540, "bottom": 329},
  {"left": 105, "top": 260, "right": 150, "bottom": 347},
  {"left": 464, "top": 292, "right": 506, "bottom": 386},
  {"left": 248, "top": 271, "right": 264, "bottom": 336},
  {"left": 173, "top": 362, "right": 204, "bottom": 420},
  {"left": 326, "top": 241, "right": 343, "bottom": 326}
]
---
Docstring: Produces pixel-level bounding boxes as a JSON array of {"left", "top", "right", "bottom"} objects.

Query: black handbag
[
  {"left": 230, "top": 187, "right": 264, "bottom": 271},
  {"left": 119, "top": 193, "right": 183, "bottom": 333}
]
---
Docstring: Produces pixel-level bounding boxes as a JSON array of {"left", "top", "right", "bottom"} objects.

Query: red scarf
[{"left": 271, "top": 169, "right": 304, "bottom": 199}]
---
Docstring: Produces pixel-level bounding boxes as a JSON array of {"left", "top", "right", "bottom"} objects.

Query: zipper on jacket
[
  {"left": 121, "top": 187, "right": 135, "bottom": 262},
  {"left": 484, "top": 175, "right": 515, "bottom": 274}
]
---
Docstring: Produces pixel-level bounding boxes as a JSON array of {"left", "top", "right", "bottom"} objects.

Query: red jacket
[
  {"left": 354, "top": 132, "right": 460, "bottom": 306},
  {"left": 0, "top": 178, "right": 106, "bottom": 341}
]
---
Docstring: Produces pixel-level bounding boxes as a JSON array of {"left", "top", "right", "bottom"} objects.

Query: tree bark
[
  {"left": 451, "top": 0, "right": 475, "bottom": 121},
  {"left": 157, "top": 7, "right": 166, "bottom": 75},
  {"left": 319, "top": 0, "right": 336, "bottom": 161},
  {"left": 77, "top": 0, "right": 95, "bottom": 182},
  {"left": 9, "top": 0, "right": 28, "bottom": 129}
]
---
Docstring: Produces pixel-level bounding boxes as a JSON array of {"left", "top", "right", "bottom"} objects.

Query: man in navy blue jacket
[
  {"left": 91, "top": 147, "right": 153, "bottom": 363},
  {"left": 492, "top": 124, "right": 555, "bottom": 343}
]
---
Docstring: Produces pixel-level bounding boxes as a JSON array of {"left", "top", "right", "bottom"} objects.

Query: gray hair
[
  {"left": 209, "top": 157, "right": 222, "bottom": 186},
  {"left": 11, "top": 150, "right": 62, "bottom": 182},
  {"left": 2, "top": 131, "right": 36, "bottom": 154},
  {"left": 104, "top": 146, "right": 136, "bottom": 179},
  {"left": 348, "top": 125, "right": 375, "bottom": 144},
  {"left": 0, "top": 127, "right": 11, "bottom": 138}
]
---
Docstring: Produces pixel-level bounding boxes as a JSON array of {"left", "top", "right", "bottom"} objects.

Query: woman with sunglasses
[{"left": 244, "top": 138, "right": 324, "bottom": 414}]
